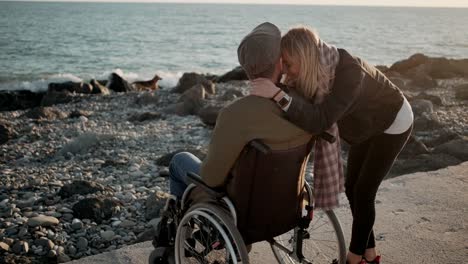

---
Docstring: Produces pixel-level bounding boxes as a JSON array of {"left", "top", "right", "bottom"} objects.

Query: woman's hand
[{"left": 250, "top": 78, "right": 281, "bottom": 99}]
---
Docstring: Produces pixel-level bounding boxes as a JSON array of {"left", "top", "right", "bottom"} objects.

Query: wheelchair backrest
[{"left": 226, "top": 139, "right": 314, "bottom": 244}]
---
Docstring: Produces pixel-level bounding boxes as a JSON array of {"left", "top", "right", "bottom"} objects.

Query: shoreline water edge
[{"left": 0, "top": 53, "right": 467, "bottom": 263}]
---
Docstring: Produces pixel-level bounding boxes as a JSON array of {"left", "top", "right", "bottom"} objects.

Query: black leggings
[{"left": 345, "top": 125, "right": 412, "bottom": 255}]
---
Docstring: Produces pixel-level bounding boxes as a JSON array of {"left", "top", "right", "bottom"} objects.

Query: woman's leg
[
  {"left": 348, "top": 127, "right": 412, "bottom": 259},
  {"left": 345, "top": 140, "right": 371, "bottom": 263},
  {"left": 168, "top": 152, "right": 201, "bottom": 198}
]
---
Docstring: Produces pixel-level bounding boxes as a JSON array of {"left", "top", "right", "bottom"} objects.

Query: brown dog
[{"left": 132, "top": 74, "right": 162, "bottom": 91}]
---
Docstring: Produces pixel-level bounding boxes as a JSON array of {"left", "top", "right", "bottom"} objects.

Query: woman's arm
[{"left": 251, "top": 68, "right": 364, "bottom": 134}]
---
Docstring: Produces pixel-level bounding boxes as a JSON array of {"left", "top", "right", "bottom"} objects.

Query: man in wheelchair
[{"left": 150, "top": 22, "right": 345, "bottom": 264}]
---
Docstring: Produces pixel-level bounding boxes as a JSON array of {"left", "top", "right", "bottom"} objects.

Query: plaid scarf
[{"left": 312, "top": 39, "right": 345, "bottom": 210}]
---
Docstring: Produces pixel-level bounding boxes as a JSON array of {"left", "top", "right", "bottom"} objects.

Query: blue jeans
[{"left": 169, "top": 152, "right": 201, "bottom": 198}]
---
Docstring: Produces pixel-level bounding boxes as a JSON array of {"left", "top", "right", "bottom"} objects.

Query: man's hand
[{"left": 250, "top": 78, "right": 281, "bottom": 99}]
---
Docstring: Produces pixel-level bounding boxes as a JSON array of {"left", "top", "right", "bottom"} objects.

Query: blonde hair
[{"left": 281, "top": 26, "right": 332, "bottom": 102}]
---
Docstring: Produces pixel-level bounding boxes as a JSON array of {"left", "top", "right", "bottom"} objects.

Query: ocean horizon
[{"left": 1, "top": 1, "right": 467, "bottom": 91}]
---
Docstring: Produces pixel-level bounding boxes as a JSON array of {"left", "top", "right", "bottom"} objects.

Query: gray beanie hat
[{"left": 237, "top": 22, "right": 281, "bottom": 77}]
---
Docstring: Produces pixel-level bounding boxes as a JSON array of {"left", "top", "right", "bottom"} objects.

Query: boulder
[
  {"left": 454, "top": 83, "right": 468, "bottom": 100},
  {"left": 413, "top": 91, "right": 443, "bottom": 106},
  {"left": 165, "top": 84, "right": 206, "bottom": 116},
  {"left": 423, "top": 130, "right": 462, "bottom": 148},
  {"left": 41, "top": 90, "right": 74, "bottom": 107},
  {"left": 428, "top": 57, "right": 468, "bottom": 79},
  {"left": 413, "top": 114, "right": 442, "bottom": 132},
  {"left": 216, "top": 66, "right": 248, "bottom": 83},
  {"left": 0, "top": 90, "right": 44, "bottom": 111},
  {"left": 198, "top": 106, "right": 222, "bottom": 126},
  {"left": 406, "top": 65, "right": 437, "bottom": 89},
  {"left": 90, "top": 79, "right": 111, "bottom": 95},
  {"left": 23, "top": 106, "right": 67, "bottom": 120},
  {"left": 399, "top": 135, "right": 429, "bottom": 158},
  {"left": 410, "top": 99, "right": 433, "bottom": 116},
  {"left": 0, "top": 119, "right": 18, "bottom": 145},
  {"left": 72, "top": 197, "right": 121, "bottom": 223},
  {"left": 107, "top": 73, "right": 133, "bottom": 93},
  {"left": 145, "top": 191, "right": 171, "bottom": 220},
  {"left": 390, "top": 53, "right": 468, "bottom": 79},
  {"left": 58, "top": 180, "right": 109, "bottom": 198},
  {"left": 390, "top": 53, "right": 429, "bottom": 74},
  {"left": 172, "top": 72, "right": 211, "bottom": 94},
  {"left": 433, "top": 138, "right": 468, "bottom": 161}
]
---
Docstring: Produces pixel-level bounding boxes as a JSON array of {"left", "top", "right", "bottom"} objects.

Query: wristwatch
[{"left": 273, "top": 90, "right": 292, "bottom": 111}]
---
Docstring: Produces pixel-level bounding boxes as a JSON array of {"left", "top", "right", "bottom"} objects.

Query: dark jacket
[{"left": 286, "top": 49, "right": 404, "bottom": 145}]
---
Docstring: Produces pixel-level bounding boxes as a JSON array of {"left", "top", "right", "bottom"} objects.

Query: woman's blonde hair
[{"left": 281, "top": 26, "right": 332, "bottom": 102}]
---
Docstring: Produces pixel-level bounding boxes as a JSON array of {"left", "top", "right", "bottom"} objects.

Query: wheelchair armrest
[
  {"left": 249, "top": 139, "right": 271, "bottom": 154},
  {"left": 186, "top": 172, "right": 225, "bottom": 199}
]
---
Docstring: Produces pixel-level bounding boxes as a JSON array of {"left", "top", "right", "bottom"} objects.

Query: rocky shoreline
[{"left": 0, "top": 54, "right": 467, "bottom": 263}]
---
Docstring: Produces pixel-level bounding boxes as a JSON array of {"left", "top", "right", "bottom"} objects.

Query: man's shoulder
[{"left": 221, "top": 95, "right": 281, "bottom": 117}]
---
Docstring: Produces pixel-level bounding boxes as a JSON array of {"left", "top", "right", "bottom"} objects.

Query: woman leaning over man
[{"left": 251, "top": 26, "right": 414, "bottom": 264}]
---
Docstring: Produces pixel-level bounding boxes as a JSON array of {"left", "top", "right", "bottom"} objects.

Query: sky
[{"left": 3, "top": 0, "right": 468, "bottom": 8}]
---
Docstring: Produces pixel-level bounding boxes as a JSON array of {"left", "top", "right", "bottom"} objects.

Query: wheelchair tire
[
  {"left": 175, "top": 203, "right": 249, "bottom": 264},
  {"left": 270, "top": 209, "right": 346, "bottom": 264}
]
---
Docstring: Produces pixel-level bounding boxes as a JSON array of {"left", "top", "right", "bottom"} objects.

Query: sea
[{"left": 0, "top": 1, "right": 467, "bottom": 92}]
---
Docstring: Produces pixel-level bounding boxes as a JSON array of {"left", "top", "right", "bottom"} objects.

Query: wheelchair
[{"left": 149, "top": 140, "right": 347, "bottom": 264}]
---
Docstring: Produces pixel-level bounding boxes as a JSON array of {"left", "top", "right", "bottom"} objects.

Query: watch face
[{"left": 278, "top": 97, "right": 289, "bottom": 108}]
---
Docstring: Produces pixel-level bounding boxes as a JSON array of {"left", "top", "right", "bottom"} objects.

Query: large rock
[
  {"left": 0, "top": 119, "right": 17, "bottom": 145},
  {"left": 145, "top": 191, "right": 171, "bottom": 220},
  {"left": 406, "top": 65, "right": 438, "bottom": 89},
  {"left": 90, "top": 79, "right": 111, "bottom": 95},
  {"left": 107, "top": 73, "right": 133, "bottom": 93},
  {"left": 410, "top": 99, "right": 433, "bottom": 116},
  {"left": 48, "top": 81, "right": 92, "bottom": 94},
  {"left": 216, "top": 66, "right": 248, "bottom": 83},
  {"left": 413, "top": 91, "right": 443, "bottom": 106},
  {"left": 198, "top": 106, "right": 222, "bottom": 126},
  {"left": 423, "top": 130, "right": 463, "bottom": 148},
  {"left": 454, "top": 83, "right": 468, "bottom": 100},
  {"left": 433, "top": 138, "right": 468, "bottom": 161},
  {"left": 28, "top": 215, "right": 59, "bottom": 227},
  {"left": 72, "top": 197, "right": 121, "bottom": 223},
  {"left": 390, "top": 53, "right": 468, "bottom": 79},
  {"left": 390, "top": 53, "right": 429, "bottom": 74},
  {"left": 165, "top": 84, "right": 206, "bottom": 116},
  {"left": 0, "top": 90, "right": 44, "bottom": 111},
  {"left": 23, "top": 106, "right": 67, "bottom": 120},
  {"left": 172, "top": 72, "right": 212, "bottom": 94},
  {"left": 41, "top": 90, "right": 74, "bottom": 107},
  {"left": 58, "top": 180, "right": 109, "bottom": 198},
  {"left": 413, "top": 114, "right": 442, "bottom": 132},
  {"left": 399, "top": 136, "right": 429, "bottom": 158}
]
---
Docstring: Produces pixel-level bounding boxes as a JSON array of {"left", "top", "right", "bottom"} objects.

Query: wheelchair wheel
[
  {"left": 270, "top": 210, "right": 346, "bottom": 264},
  {"left": 175, "top": 203, "right": 249, "bottom": 264}
]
